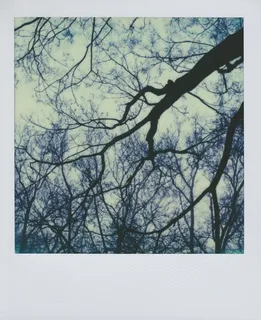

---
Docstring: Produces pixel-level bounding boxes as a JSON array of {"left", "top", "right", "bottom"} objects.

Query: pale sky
[{"left": 14, "top": 17, "right": 244, "bottom": 252}]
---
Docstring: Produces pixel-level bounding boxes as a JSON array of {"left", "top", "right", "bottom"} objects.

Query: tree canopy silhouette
[{"left": 15, "top": 17, "right": 243, "bottom": 253}]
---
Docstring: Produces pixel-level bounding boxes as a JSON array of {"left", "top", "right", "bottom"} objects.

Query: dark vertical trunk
[
  {"left": 19, "top": 199, "right": 35, "bottom": 253},
  {"left": 212, "top": 189, "right": 221, "bottom": 253},
  {"left": 190, "top": 193, "right": 195, "bottom": 253},
  {"left": 115, "top": 228, "right": 124, "bottom": 253}
]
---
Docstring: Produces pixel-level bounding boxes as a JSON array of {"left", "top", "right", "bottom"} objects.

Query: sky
[{"left": 14, "top": 17, "right": 244, "bottom": 252}]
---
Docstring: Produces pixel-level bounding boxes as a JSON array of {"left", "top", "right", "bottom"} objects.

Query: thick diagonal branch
[
  {"left": 145, "top": 28, "right": 243, "bottom": 154},
  {"left": 120, "top": 83, "right": 171, "bottom": 124}
]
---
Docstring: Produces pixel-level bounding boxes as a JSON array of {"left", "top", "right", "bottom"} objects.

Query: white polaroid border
[{"left": 1, "top": 1, "right": 261, "bottom": 319}]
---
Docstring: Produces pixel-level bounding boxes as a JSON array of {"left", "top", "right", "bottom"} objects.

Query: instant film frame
[{"left": 1, "top": 0, "right": 261, "bottom": 319}]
